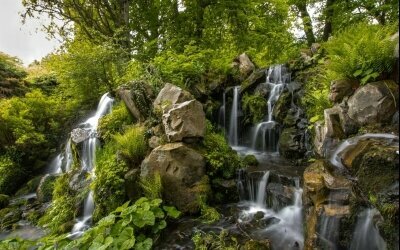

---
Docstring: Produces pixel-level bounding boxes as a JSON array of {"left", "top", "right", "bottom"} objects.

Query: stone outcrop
[
  {"left": 117, "top": 81, "right": 154, "bottom": 122},
  {"left": 232, "top": 53, "right": 255, "bottom": 80},
  {"left": 36, "top": 175, "right": 57, "bottom": 203},
  {"left": 278, "top": 127, "right": 307, "bottom": 159},
  {"left": 347, "top": 80, "right": 398, "bottom": 126},
  {"left": 140, "top": 143, "right": 207, "bottom": 213},
  {"left": 153, "top": 83, "right": 193, "bottom": 112},
  {"left": 328, "top": 79, "right": 358, "bottom": 104},
  {"left": 162, "top": 100, "right": 205, "bottom": 142}
]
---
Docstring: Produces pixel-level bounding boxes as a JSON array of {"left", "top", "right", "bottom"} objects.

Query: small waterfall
[
  {"left": 349, "top": 208, "right": 387, "bottom": 250},
  {"left": 256, "top": 171, "right": 270, "bottom": 207},
  {"left": 47, "top": 154, "right": 63, "bottom": 174},
  {"left": 252, "top": 65, "right": 289, "bottom": 152},
  {"left": 229, "top": 86, "right": 240, "bottom": 146},
  {"left": 330, "top": 133, "right": 399, "bottom": 169},
  {"left": 68, "top": 93, "right": 114, "bottom": 237},
  {"left": 239, "top": 172, "right": 304, "bottom": 249}
]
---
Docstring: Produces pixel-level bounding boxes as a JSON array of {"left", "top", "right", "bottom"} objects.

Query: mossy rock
[
  {"left": 243, "top": 154, "right": 259, "bottom": 167},
  {"left": 272, "top": 91, "right": 292, "bottom": 124},
  {"left": 210, "top": 178, "right": 238, "bottom": 204},
  {"left": 0, "top": 207, "right": 22, "bottom": 230},
  {"left": 242, "top": 239, "right": 271, "bottom": 250},
  {"left": 0, "top": 194, "right": 9, "bottom": 209},
  {"left": 37, "top": 175, "right": 58, "bottom": 203},
  {"left": 15, "top": 175, "right": 43, "bottom": 197}
]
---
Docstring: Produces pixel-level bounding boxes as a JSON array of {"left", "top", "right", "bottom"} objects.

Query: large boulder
[
  {"left": 153, "top": 83, "right": 193, "bottom": 112},
  {"left": 240, "top": 68, "right": 266, "bottom": 93},
  {"left": 162, "top": 100, "right": 206, "bottom": 142},
  {"left": 328, "top": 79, "right": 358, "bottom": 104},
  {"left": 278, "top": 127, "right": 306, "bottom": 159},
  {"left": 232, "top": 53, "right": 255, "bottom": 80},
  {"left": 140, "top": 143, "right": 207, "bottom": 213},
  {"left": 347, "top": 80, "right": 398, "bottom": 126},
  {"left": 70, "top": 128, "right": 90, "bottom": 144}
]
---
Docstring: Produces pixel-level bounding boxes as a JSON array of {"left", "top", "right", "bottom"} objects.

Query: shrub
[
  {"left": 325, "top": 22, "right": 397, "bottom": 85},
  {"left": 242, "top": 93, "right": 267, "bottom": 125},
  {"left": 0, "top": 155, "right": 24, "bottom": 195},
  {"left": 93, "top": 142, "right": 129, "bottom": 221},
  {"left": 114, "top": 125, "right": 148, "bottom": 165},
  {"left": 202, "top": 122, "right": 242, "bottom": 179},
  {"left": 98, "top": 101, "right": 134, "bottom": 142},
  {"left": 192, "top": 230, "right": 238, "bottom": 250}
]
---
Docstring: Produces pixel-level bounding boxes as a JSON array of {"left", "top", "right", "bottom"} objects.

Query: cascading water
[
  {"left": 238, "top": 172, "right": 304, "bottom": 250},
  {"left": 350, "top": 208, "right": 387, "bottom": 250},
  {"left": 252, "top": 65, "right": 290, "bottom": 152},
  {"left": 229, "top": 86, "right": 240, "bottom": 146},
  {"left": 67, "top": 93, "right": 114, "bottom": 237}
]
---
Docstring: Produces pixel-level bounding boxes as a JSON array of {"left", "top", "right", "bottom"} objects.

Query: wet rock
[
  {"left": 324, "top": 104, "right": 358, "bottom": 138},
  {"left": 210, "top": 178, "right": 238, "bottom": 203},
  {"left": 328, "top": 79, "right": 358, "bottom": 104},
  {"left": 323, "top": 204, "right": 350, "bottom": 216},
  {"left": 0, "top": 194, "right": 9, "bottom": 209},
  {"left": 242, "top": 239, "right": 271, "bottom": 250},
  {"left": 15, "top": 176, "right": 43, "bottom": 197},
  {"left": 141, "top": 143, "right": 206, "bottom": 213},
  {"left": 266, "top": 183, "right": 293, "bottom": 208},
  {"left": 278, "top": 127, "right": 306, "bottom": 159},
  {"left": 124, "top": 168, "right": 141, "bottom": 201},
  {"left": 117, "top": 81, "right": 154, "bottom": 122},
  {"left": 348, "top": 80, "right": 398, "bottom": 126},
  {"left": 70, "top": 128, "right": 91, "bottom": 144},
  {"left": 69, "top": 170, "right": 89, "bottom": 192},
  {"left": 36, "top": 175, "right": 57, "bottom": 203},
  {"left": 0, "top": 208, "right": 22, "bottom": 230},
  {"left": 153, "top": 83, "right": 193, "bottom": 112},
  {"left": 273, "top": 91, "right": 292, "bottom": 124},
  {"left": 243, "top": 154, "right": 259, "bottom": 167},
  {"left": 241, "top": 68, "right": 266, "bottom": 93},
  {"left": 162, "top": 100, "right": 205, "bottom": 142}
]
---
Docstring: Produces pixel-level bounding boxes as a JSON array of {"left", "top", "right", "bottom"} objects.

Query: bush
[
  {"left": 98, "top": 101, "right": 134, "bottom": 142},
  {"left": 114, "top": 125, "right": 148, "bottom": 165},
  {"left": 0, "top": 155, "right": 24, "bottom": 195},
  {"left": 325, "top": 22, "right": 397, "bottom": 85},
  {"left": 202, "top": 122, "right": 242, "bottom": 179},
  {"left": 93, "top": 142, "right": 129, "bottom": 221},
  {"left": 242, "top": 93, "right": 267, "bottom": 125}
]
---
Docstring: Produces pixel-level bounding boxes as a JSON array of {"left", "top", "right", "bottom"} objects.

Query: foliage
[
  {"left": 243, "top": 154, "right": 259, "bottom": 167},
  {"left": 324, "top": 22, "right": 397, "bottom": 85},
  {"left": 242, "top": 93, "right": 267, "bottom": 125},
  {"left": 192, "top": 230, "right": 238, "bottom": 250},
  {"left": 0, "top": 155, "right": 24, "bottom": 195},
  {"left": 93, "top": 142, "right": 129, "bottom": 221},
  {"left": 0, "top": 52, "right": 27, "bottom": 98},
  {"left": 98, "top": 101, "right": 134, "bottom": 142},
  {"left": 202, "top": 122, "right": 242, "bottom": 179},
  {"left": 114, "top": 125, "right": 148, "bottom": 165},
  {"left": 198, "top": 195, "right": 221, "bottom": 225},
  {"left": 38, "top": 174, "right": 80, "bottom": 234},
  {"left": 140, "top": 172, "right": 162, "bottom": 200},
  {"left": 65, "top": 198, "right": 180, "bottom": 249}
]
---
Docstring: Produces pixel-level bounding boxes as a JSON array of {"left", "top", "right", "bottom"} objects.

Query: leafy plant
[
  {"left": 140, "top": 172, "right": 162, "bottom": 200},
  {"left": 325, "top": 22, "right": 397, "bottom": 85},
  {"left": 114, "top": 125, "right": 148, "bottom": 165},
  {"left": 192, "top": 230, "right": 238, "bottom": 250}
]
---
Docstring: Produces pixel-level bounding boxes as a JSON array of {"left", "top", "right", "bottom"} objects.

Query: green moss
[
  {"left": 192, "top": 230, "right": 238, "bottom": 250},
  {"left": 243, "top": 154, "right": 259, "bottom": 167},
  {"left": 242, "top": 93, "right": 267, "bottom": 125}
]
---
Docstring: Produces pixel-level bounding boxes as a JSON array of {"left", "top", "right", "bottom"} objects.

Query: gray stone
[
  {"left": 153, "top": 83, "right": 193, "bottom": 112},
  {"left": 328, "top": 79, "right": 358, "bottom": 103},
  {"left": 162, "top": 100, "right": 205, "bottom": 142},
  {"left": 232, "top": 53, "right": 255, "bottom": 79},
  {"left": 36, "top": 174, "right": 57, "bottom": 203},
  {"left": 148, "top": 136, "right": 161, "bottom": 149},
  {"left": 70, "top": 128, "right": 90, "bottom": 144},
  {"left": 348, "top": 80, "right": 398, "bottom": 126}
]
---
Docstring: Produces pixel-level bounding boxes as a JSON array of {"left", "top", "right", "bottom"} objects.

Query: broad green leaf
[
  {"left": 121, "top": 238, "right": 136, "bottom": 250},
  {"left": 132, "top": 211, "right": 155, "bottom": 227},
  {"left": 163, "top": 206, "right": 181, "bottom": 219},
  {"left": 134, "top": 238, "right": 153, "bottom": 250}
]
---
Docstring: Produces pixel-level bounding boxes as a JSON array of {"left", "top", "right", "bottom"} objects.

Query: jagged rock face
[
  {"left": 70, "top": 128, "right": 91, "bottom": 144},
  {"left": 328, "top": 79, "right": 358, "bottom": 104},
  {"left": 162, "top": 100, "right": 205, "bottom": 142},
  {"left": 348, "top": 80, "right": 398, "bottom": 126},
  {"left": 36, "top": 175, "right": 57, "bottom": 203},
  {"left": 278, "top": 127, "right": 306, "bottom": 159},
  {"left": 153, "top": 83, "right": 193, "bottom": 112},
  {"left": 140, "top": 143, "right": 206, "bottom": 213}
]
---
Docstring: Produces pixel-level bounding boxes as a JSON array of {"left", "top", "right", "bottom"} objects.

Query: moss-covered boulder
[
  {"left": 140, "top": 143, "right": 207, "bottom": 213},
  {"left": 272, "top": 91, "right": 292, "bottom": 124},
  {"left": 36, "top": 174, "right": 57, "bottom": 203},
  {"left": 278, "top": 127, "right": 306, "bottom": 159},
  {"left": 243, "top": 155, "right": 258, "bottom": 167},
  {"left": 0, "top": 207, "right": 22, "bottom": 230}
]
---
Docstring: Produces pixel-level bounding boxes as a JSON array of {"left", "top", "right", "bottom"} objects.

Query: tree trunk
[
  {"left": 322, "top": 0, "right": 335, "bottom": 41},
  {"left": 296, "top": 2, "right": 316, "bottom": 46}
]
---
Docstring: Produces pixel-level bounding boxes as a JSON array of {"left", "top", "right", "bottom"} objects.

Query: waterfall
[
  {"left": 239, "top": 172, "right": 304, "bottom": 249},
  {"left": 251, "top": 65, "right": 289, "bottom": 152},
  {"left": 67, "top": 93, "right": 114, "bottom": 237},
  {"left": 229, "top": 86, "right": 240, "bottom": 146},
  {"left": 349, "top": 208, "right": 387, "bottom": 250}
]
